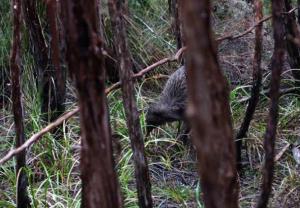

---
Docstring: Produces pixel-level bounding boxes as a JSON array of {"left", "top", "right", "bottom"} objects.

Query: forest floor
[{"left": 1, "top": 0, "right": 300, "bottom": 207}]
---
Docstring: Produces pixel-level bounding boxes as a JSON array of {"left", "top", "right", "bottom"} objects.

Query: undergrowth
[{"left": 1, "top": 0, "right": 300, "bottom": 208}]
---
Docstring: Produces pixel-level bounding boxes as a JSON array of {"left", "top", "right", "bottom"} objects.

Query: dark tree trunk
[
  {"left": 95, "top": 0, "right": 120, "bottom": 83},
  {"left": 46, "top": 0, "right": 66, "bottom": 122},
  {"left": 108, "top": 0, "right": 153, "bottom": 207},
  {"left": 284, "top": 0, "right": 300, "bottom": 92},
  {"left": 22, "top": 0, "right": 49, "bottom": 114},
  {"left": 169, "top": 0, "right": 182, "bottom": 50},
  {"left": 22, "top": 0, "right": 65, "bottom": 123},
  {"left": 22, "top": 0, "right": 48, "bottom": 83},
  {"left": 298, "top": 0, "right": 300, "bottom": 26},
  {"left": 182, "top": 1, "right": 239, "bottom": 208},
  {"left": 62, "top": 0, "right": 123, "bottom": 207},
  {"left": 10, "top": 0, "right": 30, "bottom": 207},
  {"left": 236, "top": 0, "right": 263, "bottom": 172},
  {"left": 256, "top": 0, "right": 285, "bottom": 208},
  {"left": 0, "top": 68, "right": 10, "bottom": 109},
  {"left": 96, "top": 0, "right": 105, "bottom": 38}
]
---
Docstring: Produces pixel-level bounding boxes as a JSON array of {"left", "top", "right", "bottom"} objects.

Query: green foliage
[
  {"left": 2, "top": 0, "right": 300, "bottom": 207},
  {"left": 0, "top": 0, "right": 11, "bottom": 63},
  {"left": 126, "top": 0, "right": 175, "bottom": 72},
  {"left": 0, "top": 0, "right": 12, "bottom": 91},
  {"left": 263, "top": 0, "right": 272, "bottom": 14},
  {"left": 129, "top": 0, "right": 151, "bottom": 9}
]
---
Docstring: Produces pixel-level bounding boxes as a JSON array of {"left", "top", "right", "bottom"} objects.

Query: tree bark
[
  {"left": 46, "top": 0, "right": 66, "bottom": 122},
  {"left": 10, "top": 0, "right": 30, "bottom": 207},
  {"left": 62, "top": 0, "right": 123, "bottom": 207},
  {"left": 22, "top": 0, "right": 65, "bottom": 123},
  {"left": 108, "top": 0, "right": 153, "bottom": 207},
  {"left": 284, "top": 0, "right": 300, "bottom": 92},
  {"left": 298, "top": 0, "right": 300, "bottom": 26},
  {"left": 22, "top": 0, "right": 48, "bottom": 83},
  {"left": 169, "top": 0, "right": 182, "bottom": 50},
  {"left": 256, "top": 0, "right": 285, "bottom": 207},
  {"left": 236, "top": 0, "right": 263, "bottom": 172},
  {"left": 182, "top": 1, "right": 239, "bottom": 208}
]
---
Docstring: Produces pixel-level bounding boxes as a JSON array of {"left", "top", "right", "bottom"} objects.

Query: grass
[{"left": 1, "top": 0, "right": 300, "bottom": 207}]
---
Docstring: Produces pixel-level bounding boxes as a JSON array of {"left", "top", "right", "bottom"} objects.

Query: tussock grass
[{"left": 1, "top": 0, "right": 300, "bottom": 207}]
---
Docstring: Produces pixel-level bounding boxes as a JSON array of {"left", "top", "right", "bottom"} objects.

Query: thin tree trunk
[
  {"left": 284, "top": 0, "right": 300, "bottom": 92},
  {"left": 22, "top": 0, "right": 48, "bottom": 83},
  {"left": 62, "top": 0, "right": 123, "bottom": 207},
  {"left": 169, "top": 0, "right": 182, "bottom": 50},
  {"left": 236, "top": 0, "right": 263, "bottom": 172},
  {"left": 46, "top": 0, "right": 66, "bottom": 122},
  {"left": 96, "top": 0, "right": 120, "bottom": 83},
  {"left": 22, "top": 0, "right": 63, "bottom": 123},
  {"left": 108, "top": 0, "right": 153, "bottom": 207},
  {"left": 256, "top": 0, "right": 285, "bottom": 207},
  {"left": 182, "top": 1, "right": 239, "bottom": 208},
  {"left": 298, "top": 0, "right": 300, "bottom": 25},
  {"left": 10, "top": 0, "right": 30, "bottom": 207}
]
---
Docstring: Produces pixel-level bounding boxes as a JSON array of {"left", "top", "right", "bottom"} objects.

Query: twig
[
  {"left": 0, "top": 47, "right": 186, "bottom": 166},
  {"left": 282, "top": 7, "right": 298, "bottom": 15},
  {"left": 274, "top": 143, "right": 290, "bottom": 162},
  {"left": 0, "top": 109, "right": 79, "bottom": 165},
  {"left": 216, "top": 15, "right": 271, "bottom": 42},
  {"left": 105, "top": 47, "right": 186, "bottom": 93},
  {"left": 217, "top": 7, "right": 297, "bottom": 42}
]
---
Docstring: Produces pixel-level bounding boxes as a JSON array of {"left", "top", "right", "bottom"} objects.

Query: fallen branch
[
  {"left": 217, "top": 7, "right": 297, "bottom": 42},
  {"left": 0, "top": 47, "right": 186, "bottom": 166},
  {"left": 274, "top": 143, "right": 290, "bottom": 162},
  {"left": 217, "top": 15, "right": 271, "bottom": 42},
  {"left": 105, "top": 47, "right": 186, "bottom": 93},
  {"left": 0, "top": 109, "right": 78, "bottom": 165}
]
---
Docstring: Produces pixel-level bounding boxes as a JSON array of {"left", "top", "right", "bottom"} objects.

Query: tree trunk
[
  {"left": 46, "top": 0, "right": 66, "bottom": 123},
  {"left": 182, "top": 1, "right": 239, "bottom": 208},
  {"left": 22, "top": 0, "right": 48, "bottom": 83},
  {"left": 236, "top": 0, "right": 263, "bottom": 172},
  {"left": 22, "top": 0, "right": 66, "bottom": 123},
  {"left": 62, "top": 0, "right": 123, "bottom": 207},
  {"left": 10, "top": 0, "right": 30, "bottom": 207},
  {"left": 284, "top": 0, "right": 300, "bottom": 92},
  {"left": 298, "top": 0, "right": 300, "bottom": 26},
  {"left": 169, "top": 0, "right": 182, "bottom": 50},
  {"left": 108, "top": 0, "right": 153, "bottom": 207},
  {"left": 256, "top": 0, "right": 285, "bottom": 207}
]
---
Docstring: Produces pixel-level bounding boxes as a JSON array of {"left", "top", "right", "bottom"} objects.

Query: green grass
[{"left": 1, "top": 0, "right": 300, "bottom": 207}]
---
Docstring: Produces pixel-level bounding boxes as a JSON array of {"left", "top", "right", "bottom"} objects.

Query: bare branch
[
  {"left": 0, "top": 47, "right": 186, "bottom": 166},
  {"left": 0, "top": 109, "right": 79, "bottom": 165},
  {"left": 274, "top": 143, "right": 290, "bottom": 162},
  {"left": 217, "top": 15, "right": 271, "bottom": 42},
  {"left": 105, "top": 47, "right": 186, "bottom": 94},
  {"left": 217, "top": 7, "right": 297, "bottom": 42}
]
